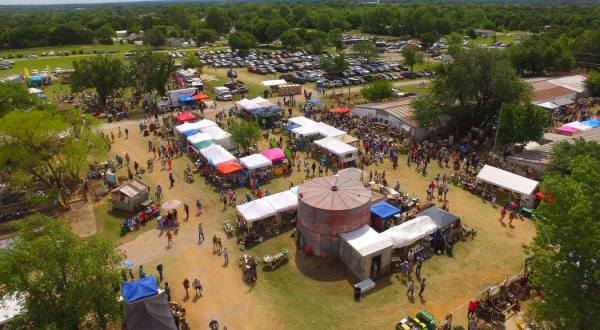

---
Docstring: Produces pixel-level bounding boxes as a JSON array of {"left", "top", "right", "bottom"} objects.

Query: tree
[
  {"left": 71, "top": 55, "right": 128, "bottom": 108},
  {"left": 320, "top": 54, "right": 349, "bottom": 78},
  {"left": 0, "top": 109, "right": 107, "bottom": 206},
  {"left": 361, "top": 80, "right": 395, "bottom": 102},
  {"left": 545, "top": 140, "right": 600, "bottom": 177},
  {"left": 0, "top": 83, "right": 42, "bottom": 117},
  {"left": 402, "top": 46, "right": 423, "bottom": 72},
  {"left": 352, "top": 41, "right": 379, "bottom": 60},
  {"left": 411, "top": 95, "right": 445, "bottom": 128},
  {"left": 230, "top": 120, "right": 262, "bottom": 152},
  {"left": 527, "top": 141, "right": 600, "bottom": 328},
  {"left": 182, "top": 53, "right": 204, "bottom": 73},
  {"left": 543, "top": 38, "right": 575, "bottom": 72},
  {"left": 280, "top": 29, "right": 303, "bottom": 51},
  {"left": 327, "top": 28, "right": 345, "bottom": 53},
  {"left": 508, "top": 37, "right": 546, "bottom": 75},
  {"left": 496, "top": 103, "right": 550, "bottom": 147},
  {"left": 205, "top": 7, "right": 231, "bottom": 35},
  {"left": 228, "top": 32, "right": 256, "bottom": 56},
  {"left": 94, "top": 24, "right": 114, "bottom": 45},
  {"left": 195, "top": 28, "right": 218, "bottom": 46},
  {"left": 584, "top": 71, "right": 600, "bottom": 97},
  {"left": 143, "top": 28, "right": 166, "bottom": 48},
  {"left": 129, "top": 50, "right": 176, "bottom": 96},
  {"left": 0, "top": 214, "right": 123, "bottom": 329},
  {"left": 306, "top": 36, "right": 325, "bottom": 55},
  {"left": 412, "top": 48, "right": 531, "bottom": 132}
]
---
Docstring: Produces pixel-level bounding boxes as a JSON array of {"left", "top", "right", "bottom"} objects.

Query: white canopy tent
[
  {"left": 382, "top": 216, "right": 438, "bottom": 249},
  {"left": 262, "top": 79, "right": 287, "bottom": 87},
  {"left": 236, "top": 98, "right": 259, "bottom": 110},
  {"left": 186, "top": 132, "right": 213, "bottom": 145},
  {"left": 236, "top": 199, "right": 277, "bottom": 222},
  {"left": 175, "top": 122, "right": 197, "bottom": 133},
  {"left": 292, "top": 124, "right": 320, "bottom": 137},
  {"left": 193, "top": 119, "right": 218, "bottom": 130},
  {"left": 199, "top": 144, "right": 235, "bottom": 166},
  {"left": 289, "top": 185, "right": 299, "bottom": 196},
  {"left": 476, "top": 165, "right": 539, "bottom": 196},
  {"left": 263, "top": 190, "right": 298, "bottom": 213},
  {"left": 314, "top": 137, "right": 358, "bottom": 156},
  {"left": 239, "top": 154, "right": 272, "bottom": 170},
  {"left": 340, "top": 225, "right": 393, "bottom": 257},
  {"left": 536, "top": 101, "right": 560, "bottom": 110},
  {"left": 289, "top": 116, "right": 317, "bottom": 127},
  {"left": 317, "top": 123, "right": 346, "bottom": 138},
  {"left": 201, "top": 125, "right": 234, "bottom": 150}
]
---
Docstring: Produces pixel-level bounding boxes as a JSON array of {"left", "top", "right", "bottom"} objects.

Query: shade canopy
[
  {"left": 182, "top": 129, "right": 199, "bottom": 137},
  {"left": 330, "top": 107, "right": 350, "bottom": 113},
  {"left": 371, "top": 201, "right": 401, "bottom": 219},
  {"left": 314, "top": 137, "right": 357, "bottom": 156},
  {"left": 193, "top": 93, "right": 209, "bottom": 101},
  {"left": 289, "top": 116, "right": 317, "bottom": 127},
  {"left": 416, "top": 207, "right": 460, "bottom": 229},
  {"left": 564, "top": 121, "right": 592, "bottom": 131},
  {"left": 236, "top": 199, "right": 277, "bottom": 222},
  {"left": 261, "top": 148, "right": 286, "bottom": 162},
  {"left": 29, "top": 76, "right": 43, "bottom": 82},
  {"left": 292, "top": 124, "right": 320, "bottom": 137},
  {"left": 582, "top": 119, "right": 600, "bottom": 128},
  {"left": 193, "top": 119, "right": 218, "bottom": 130},
  {"left": 121, "top": 276, "right": 158, "bottom": 303},
  {"left": 216, "top": 161, "right": 242, "bottom": 175},
  {"left": 175, "top": 112, "right": 197, "bottom": 122},
  {"left": 262, "top": 79, "right": 287, "bottom": 87},
  {"left": 187, "top": 132, "right": 213, "bottom": 145},
  {"left": 263, "top": 190, "right": 298, "bottom": 213},
  {"left": 382, "top": 216, "right": 438, "bottom": 248},
  {"left": 557, "top": 125, "right": 579, "bottom": 134},
  {"left": 317, "top": 123, "right": 346, "bottom": 138},
  {"left": 123, "top": 292, "right": 177, "bottom": 330},
  {"left": 476, "top": 165, "right": 539, "bottom": 196},
  {"left": 239, "top": 154, "right": 272, "bottom": 170},
  {"left": 199, "top": 144, "right": 235, "bottom": 166},
  {"left": 175, "top": 122, "right": 197, "bottom": 133},
  {"left": 340, "top": 225, "right": 393, "bottom": 257}
]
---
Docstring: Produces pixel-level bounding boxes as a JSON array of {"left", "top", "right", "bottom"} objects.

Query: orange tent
[
  {"left": 193, "top": 93, "right": 210, "bottom": 101},
  {"left": 329, "top": 107, "right": 350, "bottom": 113},
  {"left": 216, "top": 161, "right": 242, "bottom": 174}
]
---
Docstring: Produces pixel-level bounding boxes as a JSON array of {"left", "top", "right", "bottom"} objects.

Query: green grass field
[{"left": 0, "top": 43, "right": 136, "bottom": 57}]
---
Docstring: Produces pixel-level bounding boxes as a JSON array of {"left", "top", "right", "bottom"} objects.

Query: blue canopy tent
[
  {"left": 29, "top": 76, "right": 43, "bottom": 87},
  {"left": 182, "top": 129, "right": 199, "bottom": 137},
  {"left": 371, "top": 201, "right": 401, "bottom": 232},
  {"left": 416, "top": 206, "right": 460, "bottom": 230},
  {"left": 582, "top": 119, "right": 600, "bottom": 128},
  {"left": 178, "top": 95, "right": 194, "bottom": 103},
  {"left": 121, "top": 276, "right": 158, "bottom": 303},
  {"left": 245, "top": 107, "right": 265, "bottom": 116}
]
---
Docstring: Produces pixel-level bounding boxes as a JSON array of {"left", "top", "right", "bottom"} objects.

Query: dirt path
[{"left": 66, "top": 200, "right": 97, "bottom": 237}]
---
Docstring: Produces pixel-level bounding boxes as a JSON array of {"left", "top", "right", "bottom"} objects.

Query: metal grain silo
[{"left": 297, "top": 175, "right": 372, "bottom": 257}]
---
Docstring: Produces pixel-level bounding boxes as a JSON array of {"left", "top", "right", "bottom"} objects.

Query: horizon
[{"left": 1, "top": 0, "right": 162, "bottom": 5}]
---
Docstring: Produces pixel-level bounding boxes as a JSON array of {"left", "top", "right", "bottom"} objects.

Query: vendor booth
[
  {"left": 313, "top": 137, "right": 358, "bottom": 168},
  {"left": 201, "top": 125, "right": 234, "bottom": 150},
  {"left": 216, "top": 161, "right": 243, "bottom": 185},
  {"left": 261, "top": 148, "right": 288, "bottom": 175},
  {"left": 371, "top": 201, "right": 401, "bottom": 232},
  {"left": 305, "top": 98, "right": 324, "bottom": 112},
  {"left": 317, "top": 122, "right": 346, "bottom": 138},
  {"left": 187, "top": 132, "right": 214, "bottom": 150},
  {"left": 199, "top": 144, "right": 235, "bottom": 166},
  {"left": 122, "top": 276, "right": 177, "bottom": 330},
  {"left": 339, "top": 225, "right": 393, "bottom": 280},
  {"left": 336, "top": 134, "right": 359, "bottom": 147},
  {"left": 194, "top": 119, "right": 218, "bottom": 130},
  {"left": 240, "top": 154, "right": 273, "bottom": 188},
  {"left": 382, "top": 216, "right": 438, "bottom": 250},
  {"left": 175, "top": 112, "right": 197, "bottom": 123},
  {"left": 476, "top": 165, "right": 539, "bottom": 208},
  {"left": 175, "top": 122, "right": 198, "bottom": 134},
  {"left": 111, "top": 179, "right": 151, "bottom": 212}
]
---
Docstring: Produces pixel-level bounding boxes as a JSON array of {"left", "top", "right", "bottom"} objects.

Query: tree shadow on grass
[{"left": 293, "top": 249, "right": 351, "bottom": 282}]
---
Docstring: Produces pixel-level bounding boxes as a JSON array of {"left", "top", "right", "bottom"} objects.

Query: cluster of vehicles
[
  {"left": 195, "top": 49, "right": 321, "bottom": 72},
  {"left": 0, "top": 59, "right": 15, "bottom": 70},
  {"left": 167, "top": 51, "right": 186, "bottom": 58}
]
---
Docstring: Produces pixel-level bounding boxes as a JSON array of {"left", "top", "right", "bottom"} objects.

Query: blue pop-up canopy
[
  {"left": 178, "top": 95, "right": 194, "bottom": 103},
  {"left": 121, "top": 276, "right": 158, "bottom": 303},
  {"left": 371, "top": 201, "right": 401, "bottom": 220},
  {"left": 182, "top": 129, "right": 199, "bottom": 137},
  {"left": 29, "top": 76, "right": 43, "bottom": 82},
  {"left": 582, "top": 119, "right": 600, "bottom": 128}
]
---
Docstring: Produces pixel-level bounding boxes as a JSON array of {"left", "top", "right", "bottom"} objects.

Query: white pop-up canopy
[
  {"left": 317, "top": 123, "right": 346, "bottom": 138},
  {"left": 340, "top": 225, "right": 393, "bottom": 257},
  {"left": 263, "top": 190, "right": 298, "bottom": 213},
  {"left": 289, "top": 116, "right": 317, "bottom": 127},
  {"left": 476, "top": 165, "right": 539, "bottom": 196},
  {"left": 239, "top": 154, "right": 272, "bottom": 170},
  {"left": 175, "top": 122, "right": 197, "bottom": 133},
  {"left": 292, "top": 124, "right": 320, "bottom": 137},
  {"left": 262, "top": 79, "right": 287, "bottom": 87},
  {"left": 193, "top": 119, "right": 218, "bottom": 130},
  {"left": 236, "top": 98, "right": 259, "bottom": 110},
  {"left": 314, "top": 137, "right": 357, "bottom": 156},
  {"left": 382, "top": 216, "right": 438, "bottom": 249},
  {"left": 201, "top": 125, "right": 233, "bottom": 149},
  {"left": 236, "top": 199, "right": 277, "bottom": 222},
  {"left": 199, "top": 144, "right": 235, "bottom": 166},
  {"left": 186, "top": 132, "right": 213, "bottom": 145}
]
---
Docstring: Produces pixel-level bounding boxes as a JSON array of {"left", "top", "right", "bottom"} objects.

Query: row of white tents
[
  {"left": 175, "top": 119, "right": 234, "bottom": 150},
  {"left": 236, "top": 186, "right": 299, "bottom": 222},
  {"left": 288, "top": 116, "right": 346, "bottom": 138}
]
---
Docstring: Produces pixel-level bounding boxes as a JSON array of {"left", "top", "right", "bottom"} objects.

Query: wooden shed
[{"left": 111, "top": 179, "right": 151, "bottom": 213}]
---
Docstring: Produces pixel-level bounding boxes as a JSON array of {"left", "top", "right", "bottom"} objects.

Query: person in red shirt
[
  {"left": 499, "top": 207, "right": 507, "bottom": 223},
  {"left": 468, "top": 299, "right": 478, "bottom": 318},
  {"left": 166, "top": 230, "right": 173, "bottom": 247}
]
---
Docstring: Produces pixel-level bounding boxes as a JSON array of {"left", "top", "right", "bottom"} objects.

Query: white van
[{"left": 213, "top": 86, "right": 232, "bottom": 101}]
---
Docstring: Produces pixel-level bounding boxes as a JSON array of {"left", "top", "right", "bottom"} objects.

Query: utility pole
[{"left": 492, "top": 107, "right": 502, "bottom": 154}]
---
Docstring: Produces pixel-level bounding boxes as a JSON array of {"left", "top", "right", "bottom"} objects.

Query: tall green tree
[
  {"left": 143, "top": 28, "right": 167, "bottom": 48},
  {"left": 352, "top": 41, "right": 379, "bottom": 60},
  {"left": 280, "top": 29, "right": 303, "bottom": 51},
  {"left": 361, "top": 80, "right": 395, "bottom": 102},
  {"left": 94, "top": 24, "right": 115, "bottom": 45},
  {"left": 129, "top": 50, "right": 175, "bottom": 96},
  {"left": 402, "top": 46, "right": 423, "bottom": 72},
  {"left": 327, "top": 28, "right": 345, "bottom": 53},
  {"left": 228, "top": 32, "right": 257, "bottom": 56},
  {"left": 412, "top": 48, "right": 531, "bottom": 132},
  {"left": 0, "top": 83, "right": 42, "bottom": 117},
  {"left": 527, "top": 141, "right": 600, "bottom": 328},
  {"left": 496, "top": 103, "right": 550, "bottom": 147},
  {"left": 182, "top": 53, "right": 204, "bottom": 73},
  {"left": 205, "top": 7, "right": 231, "bottom": 35},
  {"left": 320, "top": 54, "right": 349, "bottom": 78},
  {"left": 230, "top": 120, "right": 262, "bottom": 152},
  {"left": 584, "top": 71, "right": 600, "bottom": 97},
  {"left": 71, "top": 55, "right": 128, "bottom": 108},
  {"left": 195, "top": 28, "right": 218, "bottom": 45},
  {"left": 0, "top": 109, "right": 107, "bottom": 206},
  {"left": 0, "top": 214, "right": 123, "bottom": 329}
]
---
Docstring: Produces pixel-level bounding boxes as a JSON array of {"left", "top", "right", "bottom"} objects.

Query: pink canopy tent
[
  {"left": 261, "top": 148, "right": 285, "bottom": 162},
  {"left": 556, "top": 125, "right": 579, "bottom": 135},
  {"left": 176, "top": 112, "right": 197, "bottom": 123}
]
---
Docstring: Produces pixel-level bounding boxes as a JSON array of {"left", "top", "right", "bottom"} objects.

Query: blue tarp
[
  {"left": 285, "top": 123, "right": 300, "bottom": 132},
  {"left": 308, "top": 98, "right": 322, "bottom": 105},
  {"left": 371, "top": 201, "right": 401, "bottom": 220},
  {"left": 582, "top": 119, "right": 600, "bottom": 128},
  {"left": 29, "top": 76, "right": 43, "bottom": 82},
  {"left": 121, "top": 276, "right": 158, "bottom": 303},
  {"left": 182, "top": 129, "right": 199, "bottom": 137},
  {"left": 178, "top": 95, "right": 194, "bottom": 102}
]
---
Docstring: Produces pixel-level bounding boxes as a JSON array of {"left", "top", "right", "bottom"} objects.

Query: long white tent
[
  {"left": 476, "top": 165, "right": 539, "bottom": 196},
  {"left": 201, "top": 125, "right": 234, "bottom": 150},
  {"left": 236, "top": 199, "right": 278, "bottom": 222},
  {"left": 263, "top": 190, "right": 298, "bottom": 213},
  {"left": 262, "top": 79, "right": 287, "bottom": 87},
  {"left": 175, "top": 119, "right": 217, "bottom": 133},
  {"left": 239, "top": 154, "right": 272, "bottom": 170},
  {"left": 199, "top": 144, "right": 235, "bottom": 166},
  {"left": 236, "top": 97, "right": 274, "bottom": 110},
  {"left": 340, "top": 225, "right": 393, "bottom": 257},
  {"left": 317, "top": 122, "right": 346, "bottom": 138},
  {"left": 314, "top": 137, "right": 357, "bottom": 156},
  {"left": 382, "top": 216, "right": 438, "bottom": 249},
  {"left": 186, "top": 132, "right": 213, "bottom": 145},
  {"left": 289, "top": 116, "right": 317, "bottom": 127}
]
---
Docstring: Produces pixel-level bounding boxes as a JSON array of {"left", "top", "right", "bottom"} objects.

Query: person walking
[
  {"left": 167, "top": 158, "right": 173, "bottom": 171},
  {"left": 164, "top": 282, "right": 171, "bottom": 301},
  {"left": 110, "top": 131, "right": 115, "bottom": 144},
  {"left": 217, "top": 237, "right": 223, "bottom": 254},
  {"left": 198, "top": 223, "right": 204, "bottom": 242},
  {"left": 499, "top": 206, "right": 507, "bottom": 223},
  {"left": 196, "top": 198, "right": 202, "bottom": 215},
  {"left": 169, "top": 173, "right": 175, "bottom": 189},
  {"left": 156, "top": 263, "right": 164, "bottom": 282},
  {"left": 192, "top": 278, "right": 203, "bottom": 296},
  {"left": 183, "top": 278, "right": 190, "bottom": 298},
  {"left": 183, "top": 203, "right": 189, "bottom": 222},
  {"left": 212, "top": 235, "right": 218, "bottom": 253},
  {"left": 419, "top": 278, "right": 426, "bottom": 297},
  {"left": 124, "top": 152, "right": 130, "bottom": 165},
  {"left": 166, "top": 230, "right": 173, "bottom": 247},
  {"left": 415, "top": 258, "right": 423, "bottom": 279},
  {"left": 407, "top": 279, "right": 415, "bottom": 300},
  {"left": 223, "top": 247, "right": 229, "bottom": 266},
  {"left": 129, "top": 268, "right": 135, "bottom": 281},
  {"left": 124, "top": 127, "right": 129, "bottom": 139},
  {"left": 155, "top": 184, "right": 162, "bottom": 201},
  {"left": 138, "top": 265, "right": 146, "bottom": 279}
]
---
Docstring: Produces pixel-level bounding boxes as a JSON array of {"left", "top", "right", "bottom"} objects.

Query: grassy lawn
[
  {"left": 92, "top": 197, "right": 156, "bottom": 244},
  {"left": 0, "top": 43, "right": 136, "bottom": 57}
]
